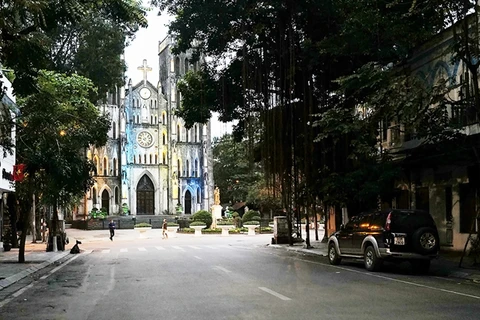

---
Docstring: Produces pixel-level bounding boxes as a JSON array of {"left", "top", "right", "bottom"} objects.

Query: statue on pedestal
[{"left": 214, "top": 186, "right": 220, "bottom": 205}]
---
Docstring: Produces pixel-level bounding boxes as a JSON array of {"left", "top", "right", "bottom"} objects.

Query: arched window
[
  {"left": 177, "top": 159, "right": 181, "bottom": 177},
  {"left": 113, "top": 158, "right": 117, "bottom": 176},
  {"left": 112, "top": 122, "right": 116, "bottom": 139},
  {"left": 94, "top": 156, "right": 99, "bottom": 175},
  {"left": 134, "top": 156, "right": 136, "bottom": 164},
  {"left": 136, "top": 115, "right": 139, "bottom": 123},
  {"left": 163, "top": 133, "right": 166, "bottom": 145},
  {"left": 194, "top": 125, "right": 198, "bottom": 142},
  {"left": 115, "top": 187, "right": 119, "bottom": 204},
  {"left": 92, "top": 187, "right": 97, "bottom": 204},
  {"left": 185, "top": 58, "right": 189, "bottom": 73},
  {"left": 144, "top": 154, "right": 147, "bottom": 164},
  {"left": 175, "top": 56, "right": 180, "bottom": 74},
  {"left": 197, "top": 188, "right": 201, "bottom": 203},
  {"left": 155, "top": 154, "right": 158, "bottom": 164},
  {"left": 150, "top": 154, "right": 153, "bottom": 164},
  {"left": 155, "top": 100, "right": 157, "bottom": 108},
  {"left": 176, "top": 91, "right": 181, "bottom": 106},
  {"left": 155, "top": 115, "right": 157, "bottom": 124},
  {"left": 151, "top": 115, "right": 153, "bottom": 124},
  {"left": 103, "top": 157, "right": 108, "bottom": 176},
  {"left": 139, "top": 155, "right": 142, "bottom": 164},
  {"left": 194, "top": 159, "right": 198, "bottom": 177},
  {"left": 177, "top": 124, "right": 181, "bottom": 141},
  {"left": 185, "top": 128, "right": 189, "bottom": 143},
  {"left": 163, "top": 152, "right": 166, "bottom": 164},
  {"left": 186, "top": 160, "right": 190, "bottom": 177},
  {"left": 162, "top": 113, "right": 166, "bottom": 124}
]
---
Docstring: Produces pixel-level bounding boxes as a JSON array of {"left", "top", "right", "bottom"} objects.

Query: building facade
[
  {"left": 79, "top": 37, "right": 214, "bottom": 217},
  {"left": 0, "top": 72, "right": 17, "bottom": 246},
  {"left": 380, "top": 20, "right": 479, "bottom": 251}
]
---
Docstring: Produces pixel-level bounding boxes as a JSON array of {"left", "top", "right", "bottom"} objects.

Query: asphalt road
[{"left": 1, "top": 234, "right": 480, "bottom": 320}]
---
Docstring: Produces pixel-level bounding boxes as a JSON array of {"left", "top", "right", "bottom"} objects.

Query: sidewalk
[{"left": 269, "top": 236, "right": 480, "bottom": 282}]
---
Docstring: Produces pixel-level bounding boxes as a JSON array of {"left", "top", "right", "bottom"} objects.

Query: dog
[{"left": 70, "top": 240, "right": 82, "bottom": 254}]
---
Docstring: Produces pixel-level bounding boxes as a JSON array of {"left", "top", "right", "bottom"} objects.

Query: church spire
[{"left": 137, "top": 59, "right": 152, "bottom": 85}]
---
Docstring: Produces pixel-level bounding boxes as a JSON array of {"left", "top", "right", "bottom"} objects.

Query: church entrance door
[
  {"left": 137, "top": 175, "right": 154, "bottom": 215},
  {"left": 101, "top": 190, "right": 109, "bottom": 214},
  {"left": 184, "top": 190, "right": 192, "bottom": 214}
]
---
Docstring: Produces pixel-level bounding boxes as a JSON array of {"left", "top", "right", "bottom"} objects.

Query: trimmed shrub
[
  {"left": 243, "top": 221, "right": 260, "bottom": 225},
  {"left": 242, "top": 210, "right": 260, "bottom": 223},
  {"left": 134, "top": 222, "right": 152, "bottom": 228},
  {"left": 190, "top": 221, "right": 206, "bottom": 226},
  {"left": 192, "top": 210, "right": 212, "bottom": 228},
  {"left": 167, "top": 222, "right": 179, "bottom": 227},
  {"left": 217, "top": 219, "right": 235, "bottom": 225}
]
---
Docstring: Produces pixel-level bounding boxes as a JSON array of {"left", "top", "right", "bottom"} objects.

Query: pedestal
[
  {"left": 192, "top": 226, "right": 204, "bottom": 236},
  {"left": 212, "top": 205, "right": 222, "bottom": 221},
  {"left": 246, "top": 225, "right": 256, "bottom": 236},
  {"left": 220, "top": 225, "right": 234, "bottom": 236}
]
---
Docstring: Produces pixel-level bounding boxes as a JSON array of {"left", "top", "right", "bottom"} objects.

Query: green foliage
[
  {"left": 0, "top": 0, "right": 148, "bottom": 99},
  {"left": 212, "top": 134, "right": 262, "bottom": 204},
  {"left": 201, "top": 228, "right": 221, "bottom": 234},
  {"left": 134, "top": 223, "right": 152, "bottom": 228},
  {"left": 243, "top": 221, "right": 259, "bottom": 225},
  {"left": 176, "top": 69, "right": 217, "bottom": 128},
  {"left": 242, "top": 210, "right": 260, "bottom": 223},
  {"left": 16, "top": 71, "right": 110, "bottom": 208},
  {"left": 190, "top": 221, "right": 206, "bottom": 226},
  {"left": 191, "top": 210, "right": 212, "bottom": 228},
  {"left": 217, "top": 219, "right": 235, "bottom": 225}
]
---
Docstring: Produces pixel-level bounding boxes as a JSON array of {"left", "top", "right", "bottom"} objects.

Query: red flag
[{"left": 13, "top": 164, "right": 26, "bottom": 181}]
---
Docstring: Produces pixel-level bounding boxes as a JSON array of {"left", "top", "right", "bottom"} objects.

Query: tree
[
  {"left": 155, "top": 0, "right": 469, "bottom": 238},
  {"left": 15, "top": 70, "right": 110, "bottom": 262},
  {"left": 0, "top": 0, "right": 148, "bottom": 99},
  {"left": 212, "top": 134, "right": 260, "bottom": 205}
]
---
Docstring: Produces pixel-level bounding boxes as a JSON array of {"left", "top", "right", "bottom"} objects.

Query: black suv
[{"left": 327, "top": 209, "right": 439, "bottom": 273}]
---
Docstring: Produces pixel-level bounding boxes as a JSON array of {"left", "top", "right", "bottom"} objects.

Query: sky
[{"left": 123, "top": 7, "right": 232, "bottom": 139}]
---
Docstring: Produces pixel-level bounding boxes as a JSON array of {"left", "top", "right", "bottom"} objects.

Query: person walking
[
  {"left": 162, "top": 219, "right": 168, "bottom": 239},
  {"left": 108, "top": 219, "right": 116, "bottom": 241}
]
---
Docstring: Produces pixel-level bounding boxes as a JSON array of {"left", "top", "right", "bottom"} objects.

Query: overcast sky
[{"left": 123, "top": 7, "right": 232, "bottom": 139}]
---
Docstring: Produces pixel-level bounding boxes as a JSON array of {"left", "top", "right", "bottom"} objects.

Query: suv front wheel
[
  {"left": 328, "top": 242, "right": 341, "bottom": 265},
  {"left": 364, "top": 245, "right": 383, "bottom": 271}
]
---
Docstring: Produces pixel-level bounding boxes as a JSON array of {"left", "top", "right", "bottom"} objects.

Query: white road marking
[
  {"left": 172, "top": 246, "right": 185, "bottom": 251},
  {"left": 0, "top": 253, "right": 83, "bottom": 309},
  {"left": 214, "top": 266, "right": 231, "bottom": 273},
  {"left": 188, "top": 245, "right": 201, "bottom": 250},
  {"left": 194, "top": 256, "right": 202, "bottom": 260},
  {"left": 101, "top": 249, "right": 110, "bottom": 254},
  {"left": 120, "top": 248, "right": 128, "bottom": 253},
  {"left": 12, "top": 283, "right": 34, "bottom": 298},
  {"left": 138, "top": 247, "right": 147, "bottom": 251},
  {"left": 204, "top": 245, "right": 218, "bottom": 250},
  {"left": 155, "top": 246, "right": 165, "bottom": 250},
  {"left": 290, "top": 256, "right": 480, "bottom": 300},
  {"left": 259, "top": 287, "right": 292, "bottom": 301}
]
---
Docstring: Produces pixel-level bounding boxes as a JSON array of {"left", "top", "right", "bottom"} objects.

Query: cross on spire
[{"left": 137, "top": 59, "right": 152, "bottom": 85}]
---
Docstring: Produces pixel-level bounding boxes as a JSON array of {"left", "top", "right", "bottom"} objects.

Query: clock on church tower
[{"left": 137, "top": 131, "right": 153, "bottom": 148}]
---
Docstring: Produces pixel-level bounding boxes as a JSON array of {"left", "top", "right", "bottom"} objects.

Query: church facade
[{"left": 78, "top": 36, "right": 214, "bottom": 217}]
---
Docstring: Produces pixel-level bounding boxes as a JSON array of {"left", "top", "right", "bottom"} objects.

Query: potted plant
[
  {"left": 217, "top": 219, "right": 235, "bottom": 236},
  {"left": 134, "top": 222, "right": 152, "bottom": 238},
  {"left": 243, "top": 221, "right": 260, "bottom": 236},
  {"left": 190, "top": 221, "right": 206, "bottom": 236}
]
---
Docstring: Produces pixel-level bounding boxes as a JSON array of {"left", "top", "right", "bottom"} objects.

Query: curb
[{"left": 0, "top": 251, "right": 70, "bottom": 291}]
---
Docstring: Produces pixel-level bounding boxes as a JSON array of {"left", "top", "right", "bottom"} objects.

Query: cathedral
[{"left": 78, "top": 36, "right": 214, "bottom": 217}]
